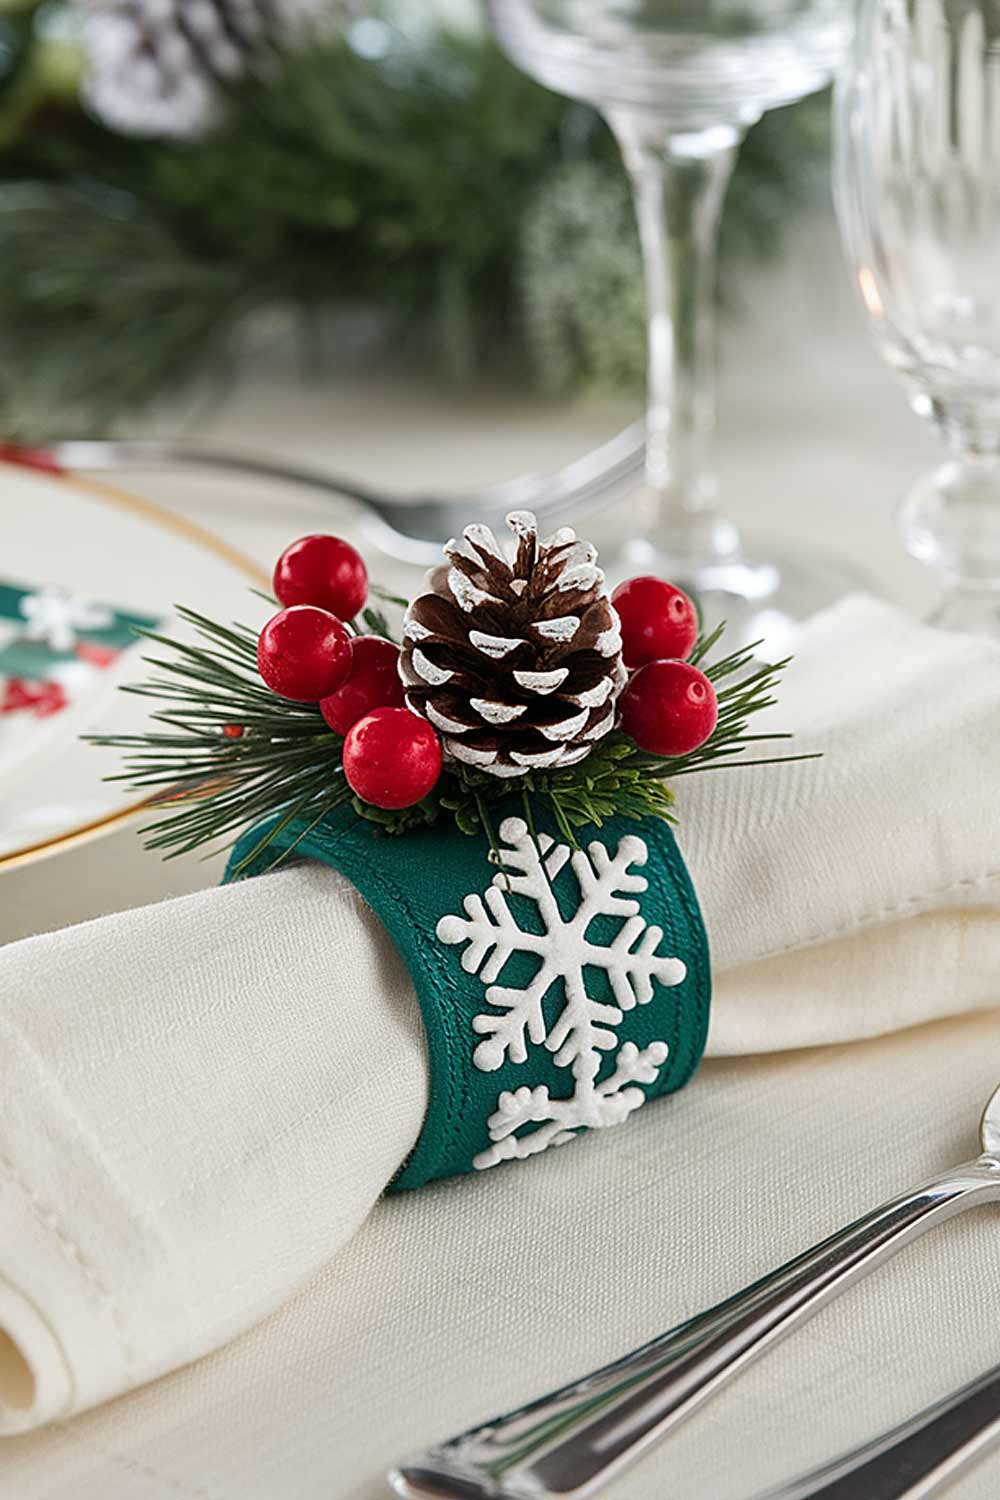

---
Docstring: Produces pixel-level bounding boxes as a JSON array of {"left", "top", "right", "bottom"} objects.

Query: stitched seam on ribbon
[
  {"left": 751, "top": 865, "right": 1000, "bottom": 965},
  {"left": 679, "top": 845, "right": 710, "bottom": 1085},
  {"left": 668, "top": 837, "right": 700, "bottom": 1085},
  {"left": 642, "top": 833, "right": 685, "bottom": 1090},
  {"left": 0, "top": 1148, "right": 135, "bottom": 1376},
  {"left": 668, "top": 848, "right": 701, "bottom": 1088},
  {"left": 648, "top": 829, "right": 708, "bottom": 1094}
]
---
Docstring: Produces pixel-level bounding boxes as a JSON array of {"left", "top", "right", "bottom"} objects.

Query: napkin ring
[
  {"left": 226, "top": 801, "right": 710, "bottom": 1190},
  {"left": 98, "top": 509, "right": 804, "bottom": 1189}
]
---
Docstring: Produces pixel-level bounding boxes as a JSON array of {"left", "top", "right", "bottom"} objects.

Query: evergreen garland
[{"left": 0, "top": 10, "right": 830, "bottom": 436}]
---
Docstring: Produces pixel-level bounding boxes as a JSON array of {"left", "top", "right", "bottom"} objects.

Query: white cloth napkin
[{"left": 1, "top": 596, "right": 998, "bottom": 1437}]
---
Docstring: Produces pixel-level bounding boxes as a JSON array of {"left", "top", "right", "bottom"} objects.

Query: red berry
[
  {"left": 620, "top": 660, "right": 718, "bottom": 756},
  {"left": 223, "top": 723, "right": 244, "bottom": 739},
  {"left": 257, "top": 605, "right": 352, "bottom": 702},
  {"left": 342, "top": 706, "right": 442, "bottom": 809},
  {"left": 611, "top": 577, "right": 698, "bottom": 667},
  {"left": 273, "top": 534, "right": 368, "bottom": 620},
  {"left": 320, "top": 636, "right": 404, "bottom": 735}
]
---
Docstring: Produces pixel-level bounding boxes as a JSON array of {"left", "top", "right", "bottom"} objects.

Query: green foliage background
[{"left": 0, "top": 5, "right": 830, "bottom": 436}]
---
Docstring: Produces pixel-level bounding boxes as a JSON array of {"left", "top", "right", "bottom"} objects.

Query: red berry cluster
[
  {"left": 257, "top": 534, "right": 442, "bottom": 810},
  {"left": 611, "top": 578, "right": 718, "bottom": 756},
  {"left": 255, "top": 536, "right": 715, "bottom": 814}
]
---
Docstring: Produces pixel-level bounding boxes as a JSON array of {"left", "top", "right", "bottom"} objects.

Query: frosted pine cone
[
  {"left": 400, "top": 510, "right": 626, "bottom": 779},
  {"left": 79, "top": 0, "right": 357, "bottom": 138}
]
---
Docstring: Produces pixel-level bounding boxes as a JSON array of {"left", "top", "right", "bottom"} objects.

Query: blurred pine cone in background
[{"left": 79, "top": 0, "right": 358, "bottom": 136}]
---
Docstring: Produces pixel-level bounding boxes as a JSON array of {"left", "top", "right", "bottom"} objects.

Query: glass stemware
[
  {"left": 486, "top": 0, "right": 853, "bottom": 647},
  {"left": 836, "top": 0, "right": 1000, "bottom": 638}
]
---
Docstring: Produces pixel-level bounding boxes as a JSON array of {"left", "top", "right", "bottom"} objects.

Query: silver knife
[{"left": 759, "top": 1361, "right": 1000, "bottom": 1500}]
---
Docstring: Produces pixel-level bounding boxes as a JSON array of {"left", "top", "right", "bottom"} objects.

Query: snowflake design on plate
[
  {"left": 437, "top": 816, "right": 687, "bottom": 1169},
  {"left": 19, "top": 588, "right": 113, "bottom": 654}
]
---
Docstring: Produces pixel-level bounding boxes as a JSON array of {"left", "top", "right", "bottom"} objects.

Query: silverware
[
  {"left": 44, "top": 426, "right": 645, "bottom": 566},
  {"left": 758, "top": 1361, "right": 1000, "bottom": 1500},
  {"left": 388, "top": 1083, "right": 1000, "bottom": 1500}
]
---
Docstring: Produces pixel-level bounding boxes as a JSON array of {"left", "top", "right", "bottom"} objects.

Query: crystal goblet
[
  {"left": 486, "top": 0, "right": 854, "bottom": 648},
  {"left": 836, "top": 0, "right": 1000, "bottom": 638}
]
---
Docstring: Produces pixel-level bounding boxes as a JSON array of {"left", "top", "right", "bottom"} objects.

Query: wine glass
[
  {"left": 486, "top": 0, "right": 854, "bottom": 649},
  {"left": 836, "top": 0, "right": 1000, "bottom": 637}
]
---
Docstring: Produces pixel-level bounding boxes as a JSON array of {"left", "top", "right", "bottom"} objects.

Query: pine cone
[
  {"left": 80, "top": 0, "right": 357, "bottom": 138},
  {"left": 400, "top": 510, "right": 626, "bottom": 779}
]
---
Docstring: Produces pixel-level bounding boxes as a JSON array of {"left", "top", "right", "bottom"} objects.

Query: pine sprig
[
  {"left": 89, "top": 606, "right": 351, "bottom": 871},
  {"left": 90, "top": 602, "right": 814, "bottom": 871}
]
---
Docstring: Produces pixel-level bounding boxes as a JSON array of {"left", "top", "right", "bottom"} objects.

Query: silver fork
[
  {"left": 388, "top": 1083, "right": 1000, "bottom": 1500},
  {"left": 45, "top": 424, "right": 645, "bottom": 566}
]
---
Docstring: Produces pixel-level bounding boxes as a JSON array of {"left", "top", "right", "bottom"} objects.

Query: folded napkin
[{"left": 1, "top": 596, "right": 998, "bottom": 1435}]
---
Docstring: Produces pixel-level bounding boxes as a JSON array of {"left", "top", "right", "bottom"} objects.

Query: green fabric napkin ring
[{"left": 226, "top": 801, "right": 711, "bottom": 1191}]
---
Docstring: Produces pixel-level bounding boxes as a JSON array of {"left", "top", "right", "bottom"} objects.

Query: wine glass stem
[{"left": 610, "top": 116, "right": 740, "bottom": 566}]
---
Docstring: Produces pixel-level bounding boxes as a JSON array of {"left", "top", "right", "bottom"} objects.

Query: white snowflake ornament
[{"left": 437, "top": 817, "right": 686, "bottom": 1169}]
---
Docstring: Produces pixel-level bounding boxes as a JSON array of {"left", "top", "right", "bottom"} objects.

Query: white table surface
[{"left": 6, "top": 208, "right": 996, "bottom": 1500}]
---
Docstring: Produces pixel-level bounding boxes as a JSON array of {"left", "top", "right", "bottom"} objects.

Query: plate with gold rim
[{"left": 0, "top": 458, "right": 267, "bottom": 870}]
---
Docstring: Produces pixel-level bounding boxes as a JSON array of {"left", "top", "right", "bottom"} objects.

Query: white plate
[{"left": 0, "top": 461, "right": 267, "bottom": 868}]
